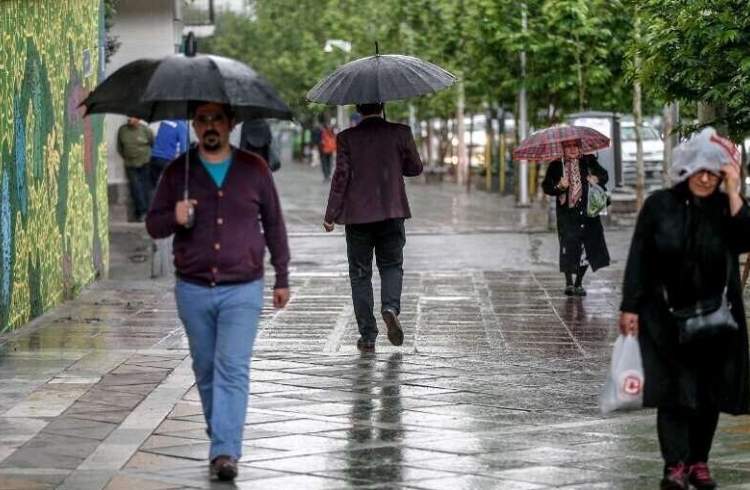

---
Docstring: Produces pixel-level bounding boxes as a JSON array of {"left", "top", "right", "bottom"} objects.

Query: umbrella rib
[
  {"left": 400, "top": 62, "right": 439, "bottom": 96},
  {"left": 210, "top": 57, "right": 233, "bottom": 106}
]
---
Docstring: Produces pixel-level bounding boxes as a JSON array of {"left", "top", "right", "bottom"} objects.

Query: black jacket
[
  {"left": 621, "top": 184, "right": 750, "bottom": 413},
  {"left": 542, "top": 154, "right": 610, "bottom": 272}
]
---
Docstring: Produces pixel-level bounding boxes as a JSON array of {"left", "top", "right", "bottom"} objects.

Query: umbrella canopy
[
  {"left": 81, "top": 54, "right": 293, "bottom": 121},
  {"left": 307, "top": 54, "right": 456, "bottom": 105},
  {"left": 513, "top": 125, "right": 610, "bottom": 161}
]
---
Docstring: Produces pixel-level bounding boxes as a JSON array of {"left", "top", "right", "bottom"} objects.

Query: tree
[
  {"left": 103, "top": 0, "right": 121, "bottom": 63},
  {"left": 639, "top": 0, "right": 750, "bottom": 141}
]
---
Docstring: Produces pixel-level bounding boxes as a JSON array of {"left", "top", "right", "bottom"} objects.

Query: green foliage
[
  {"left": 103, "top": 0, "right": 121, "bottom": 62},
  {"left": 199, "top": 0, "right": 647, "bottom": 126},
  {"left": 638, "top": 0, "right": 750, "bottom": 141}
]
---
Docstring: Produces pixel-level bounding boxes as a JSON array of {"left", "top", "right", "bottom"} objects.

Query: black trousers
[
  {"left": 345, "top": 219, "right": 405, "bottom": 342},
  {"left": 320, "top": 152, "right": 333, "bottom": 179},
  {"left": 149, "top": 157, "right": 171, "bottom": 189},
  {"left": 657, "top": 406, "right": 719, "bottom": 467},
  {"left": 126, "top": 165, "right": 151, "bottom": 219}
]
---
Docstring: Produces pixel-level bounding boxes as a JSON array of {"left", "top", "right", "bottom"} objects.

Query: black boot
[
  {"left": 564, "top": 273, "right": 575, "bottom": 295},
  {"left": 574, "top": 266, "right": 588, "bottom": 296}
]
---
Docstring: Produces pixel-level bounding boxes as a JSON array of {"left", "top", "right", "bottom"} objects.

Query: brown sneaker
[
  {"left": 382, "top": 308, "right": 404, "bottom": 346},
  {"left": 211, "top": 455, "right": 238, "bottom": 481},
  {"left": 688, "top": 462, "right": 717, "bottom": 490}
]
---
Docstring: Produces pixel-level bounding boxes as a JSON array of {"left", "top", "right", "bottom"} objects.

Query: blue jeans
[{"left": 175, "top": 279, "right": 264, "bottom": 460}]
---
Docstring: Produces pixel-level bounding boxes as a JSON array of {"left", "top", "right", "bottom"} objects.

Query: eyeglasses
[
  {"left": 195, "top": 113, "right": 227, "bottom": 125},
  {"left": 696, "top": 169, "right": 721, "bottom": 179}
]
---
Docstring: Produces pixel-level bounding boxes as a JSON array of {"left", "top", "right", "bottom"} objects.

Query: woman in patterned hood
[
  {"left": 542, "top": 139, "right": 610, "bottom": 296},
  {"left": 619, "top": 127, "right": 750, "bottom": 490}
]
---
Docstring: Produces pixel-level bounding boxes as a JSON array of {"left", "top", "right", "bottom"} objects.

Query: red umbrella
[{"left": 513, "top": 125, "right": 610, "bottom": 161}]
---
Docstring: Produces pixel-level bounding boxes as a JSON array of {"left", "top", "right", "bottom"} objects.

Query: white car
[{"left": 620, "top": 120, "right": 665, "bottom": 190}]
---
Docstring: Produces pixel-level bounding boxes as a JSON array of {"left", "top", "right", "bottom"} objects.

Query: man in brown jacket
[{"left": 323, "top": 103, "right": 423, "bottom": 352}]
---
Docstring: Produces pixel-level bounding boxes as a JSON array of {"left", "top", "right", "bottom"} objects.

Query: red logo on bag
[{"left": 622, "top": 374, "right": 642, "bottom": 395}]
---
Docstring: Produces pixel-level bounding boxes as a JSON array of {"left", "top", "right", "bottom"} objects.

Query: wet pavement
[{"left": 2, "top": 163, "right": 750, "bottom": 488}]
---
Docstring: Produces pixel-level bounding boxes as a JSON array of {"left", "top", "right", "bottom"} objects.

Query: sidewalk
[{"left": 2, "top": 163, "right": 750, "bottom": 489}]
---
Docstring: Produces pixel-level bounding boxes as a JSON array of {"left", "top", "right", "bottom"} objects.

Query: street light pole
[
  {"left": 324, "top": 39, "right": 352, "bottom": 132},
  {"left": 518, "top": 3, "right": 530, "bottom": 206}
]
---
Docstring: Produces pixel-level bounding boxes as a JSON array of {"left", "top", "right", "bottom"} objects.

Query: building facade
[{"left": 105, "top": 0, "right": 184, "bottom": 212}]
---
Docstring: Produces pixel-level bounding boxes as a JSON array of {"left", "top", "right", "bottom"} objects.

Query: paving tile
[
  {"left": 124, "top": 451, "right": 205, "bottom": 471},
  {"left": 233, "top": 473, "right": 365, "bottom": 489},
  {"left": 3, "top": 384, "right": 92, "bottom": 418},
  {"left": 41, "top": 417, "right": 118, "bottom": 441},
  {"left": 104, "top": 474, "right": 183, "bottom": 490},
  {"left": 406, "top": 474, "right": 546, "bottom": 490},
  {"left": 0, "top": 475, "right": 65, "bottom": 489},
  {"left": 492, "top": 465, "right": 623, "bottom": 486}
]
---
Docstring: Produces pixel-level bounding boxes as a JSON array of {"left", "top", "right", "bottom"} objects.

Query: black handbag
[{"left": 664, "top": 254, "right": 738, "bottom": 344}]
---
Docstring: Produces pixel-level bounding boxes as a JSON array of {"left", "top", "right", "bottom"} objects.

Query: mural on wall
[{"left": 0, "top": 0, "right": 108, "bottom": 333}]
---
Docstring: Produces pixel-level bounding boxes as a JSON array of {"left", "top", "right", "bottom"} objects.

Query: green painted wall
[{"left": 0, "top": 0, "right": 108, "bottom": 333}]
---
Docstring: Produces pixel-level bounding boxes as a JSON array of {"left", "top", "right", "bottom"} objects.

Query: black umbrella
[
  {"left": 307, "top": 48, "right": 456, "bottom": 105},
  {"left": 81, "top": 51, "right": 292, "bottom": 228},
  {"left": 81, "top": 53, "right": 292, "bottom": 121}
]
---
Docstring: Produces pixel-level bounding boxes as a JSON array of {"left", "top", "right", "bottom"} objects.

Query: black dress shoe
[
  {"left": 357, "top": 338, "right": 375, "bottom": 353},
  {"left": 382, "top": 308, "right": 404, "bottom": 346},
  {"left": 574, "top": 286, "right": 587, "bottom": 296},
  {"left": 211, "top": 455, "right": 238, "bottom": 481},
  {"left": 564, "top": 285, "right": 575, "bottom": 296}
]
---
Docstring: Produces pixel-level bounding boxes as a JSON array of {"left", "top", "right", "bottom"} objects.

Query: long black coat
[
  {"left": 621, "top": 184, "right": 750, "bottom": 413},
  {"left": 542, "top": 155, "right": 610, "bottom": 273}
]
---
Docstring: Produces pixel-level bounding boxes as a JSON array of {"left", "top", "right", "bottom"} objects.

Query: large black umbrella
[
  {"left": 307, "top": 50, "right": 456, "bottom": 105},
  {"left": 81, "top": 52, "right": 291, "bottom": 227},
  {"left": 81, "top": 53, "right": 292, "bottom": 121}
]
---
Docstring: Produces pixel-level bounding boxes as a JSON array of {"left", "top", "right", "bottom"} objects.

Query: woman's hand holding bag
[{"left": 587, "top": 182, "right": 608, "bottom": 217}]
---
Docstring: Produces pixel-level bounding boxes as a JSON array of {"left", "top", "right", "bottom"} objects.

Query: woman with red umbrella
[{"left": 537, "top": 133, "right": 611, "bottom": 295}]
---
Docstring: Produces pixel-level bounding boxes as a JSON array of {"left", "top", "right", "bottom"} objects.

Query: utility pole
[
  {"left": 456, "top": 77, "right": 468, "bottom": 185},
  {"left": 662, "top": 102, "right": 678, "bottom": 187},
  {"left": 324, "top": 39, "right": 352, "bottom": 132},
  {"left": 518, "top": 3, "right": 530, "bottom": 206},
  {"left": 633, "top": 11, "right": 645, "bottom": 210}
]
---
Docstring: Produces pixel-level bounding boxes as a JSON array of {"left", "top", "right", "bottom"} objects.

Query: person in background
[
  {"left": 117, "top": 117, "right": 154, "bottom": 221},
  {"left": 239, "top": 119, "right": 272, "bottom": 163},
  {"left": 323, "top": 102, "right": 423, "bottom": 353},
  {"left": 149, "top": 119, "right": 188, "bottom": 190},
  {"left": 309, "top": 122, "right": 321, "bottom": 168},
  {"left": 319, "top": 119, "right": 336, "bottom": 182},
  {"left": 542, "top": 140, "right": 610, "bottom": 296}
]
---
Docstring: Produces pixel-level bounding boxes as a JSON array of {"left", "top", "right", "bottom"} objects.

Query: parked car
[
  {"left": 620, "top": 119, "right": 664, "bottom": 191},
  {"left": 424, "top": 114, "right": 514, "bottom": 168}
]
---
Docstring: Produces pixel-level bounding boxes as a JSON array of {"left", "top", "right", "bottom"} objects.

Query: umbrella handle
[{"left": 183, "top": 128, "right": 195, "bottom": 229}]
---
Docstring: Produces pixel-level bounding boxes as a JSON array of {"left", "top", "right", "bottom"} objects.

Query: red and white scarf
[{"left": 559, "top": 158, "right": 582, "bottom": 207}]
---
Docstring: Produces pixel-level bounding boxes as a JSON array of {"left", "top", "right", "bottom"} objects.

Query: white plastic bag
[{"left": 600, "top": 334, "right": 644, "bottom": 414}]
